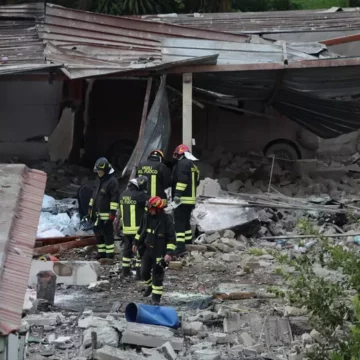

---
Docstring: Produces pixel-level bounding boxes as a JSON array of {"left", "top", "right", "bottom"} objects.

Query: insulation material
[{"left": 123, "top": 76, "right": 171, "bottom": 175}]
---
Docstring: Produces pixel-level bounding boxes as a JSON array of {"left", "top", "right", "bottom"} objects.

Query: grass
[{"left": 248, "top": 248, "right": 266, "bottom": 256}]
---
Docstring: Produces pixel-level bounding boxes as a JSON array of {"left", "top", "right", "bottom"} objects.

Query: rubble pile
[
  {"left": 23, "top": 154, "right": 360, "bottom": 360},
  {"left": 196, "top": 147, "right": 360, "bottom": 200}
]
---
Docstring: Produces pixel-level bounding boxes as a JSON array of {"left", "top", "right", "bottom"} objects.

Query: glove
[
  {"left": 173, "top": 196, "right": 181, "bottom": 204},
  {"left": 164, "top": 254, "right": 172, "bottom": 263},
  {"left": 109, "top": 213, "right": 116, "bottom": 222}
]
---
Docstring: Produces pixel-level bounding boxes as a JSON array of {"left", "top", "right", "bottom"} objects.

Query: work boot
[
  {"left": 143, "top": 286, "right": 152, "bottom": 298},
  {"left": 152, "top": 294, "right": 161, "bottom": 305},
  {"left": 122, "top": 267, "right": 131, "bottom": 278},
  {"left": 135, "top": 268, "right": 141, "bottom": 281}
]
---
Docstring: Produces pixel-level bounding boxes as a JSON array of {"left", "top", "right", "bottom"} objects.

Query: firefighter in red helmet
[
  {"left": 137, "top": 149, "right": 171, "bottom": 204},
  {"left": 133, "top": 196, "right": 176, "bottom": 305},
  {"left": 172, "top": 144, "right": 200, "bottom": 254}
]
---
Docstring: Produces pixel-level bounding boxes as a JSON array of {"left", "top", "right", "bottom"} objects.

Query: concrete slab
[
  {"left": 121, "top": 323, "right": 183, "bottom": 351},
  {"left": 28, "top": 261, "right": 100, "bottom": 287},
  {"left": 264, "top": 317, "right": 293, "bottom": 347},
  {"left": 24, "top": 313, "right": 65, "bottom": 326}
]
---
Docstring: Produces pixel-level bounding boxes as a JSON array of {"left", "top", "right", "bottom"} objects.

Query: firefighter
[
  {"left": 88, "top": 157, "right": 120, "bottom": 260},
  {"left": 171, "top": 144, "right": 200, "bottom": 254},
  {"left": 119, "top": 175, "right": 149, "bottom": 278},
  {"left": 133, "top": 196, "right": 176, "bottom": 305},
  {"left": 137, "top": 150, "right": 171, "bottom": 204}
]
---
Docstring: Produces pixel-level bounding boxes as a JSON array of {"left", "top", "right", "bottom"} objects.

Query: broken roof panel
[
  {"left": 0, "top": 165, "right": 46, "bottom": 335},
  {"left": 142, "top": 8, "right": 360, "bottom": 35},
  {"left": 40, "top": 4, "right": 242, "bottom": 78},
  {"left": 161, "top": 38, "right": 320, "bottom": 65}
]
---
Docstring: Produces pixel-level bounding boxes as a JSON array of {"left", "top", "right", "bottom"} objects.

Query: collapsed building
[{"left": 3, "top": 3, "right": 360, "bottom": 360}]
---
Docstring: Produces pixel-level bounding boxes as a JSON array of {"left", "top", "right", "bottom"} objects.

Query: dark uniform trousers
[
  {"left": 94, "top": 220, "right": 115, "bottom": 258},
  {"left": 141, "top": 247, "right": 164, "bottom": 297},
  {"left": 174, "top": 205, "right": 194, "bottom": 248},
  {"left": 122, "top": 234, "right": 141, "bottom": 270}
]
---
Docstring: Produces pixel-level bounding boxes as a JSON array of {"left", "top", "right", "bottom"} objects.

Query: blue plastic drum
[{"left": 125, "top": 302, "right": 180, "bottom": 329}]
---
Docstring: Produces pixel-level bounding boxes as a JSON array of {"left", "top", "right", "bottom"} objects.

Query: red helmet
[
  {"left": 149, "top": 149, "right": 164, "bottom": 160},
  {"left": 147, "top": 196, "right": 165, "bottom": 214},
  {"left": 173, "top": 144, "right": 190, "bottom": 159}
]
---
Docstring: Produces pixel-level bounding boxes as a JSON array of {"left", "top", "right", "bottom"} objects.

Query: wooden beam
[{"left": 182, "top": 73, "right": 193, "bottom": 151}]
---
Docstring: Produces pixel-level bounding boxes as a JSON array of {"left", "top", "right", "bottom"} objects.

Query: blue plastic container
[{"left": 125, "top": 302, "right": 180, "bottom": 329}]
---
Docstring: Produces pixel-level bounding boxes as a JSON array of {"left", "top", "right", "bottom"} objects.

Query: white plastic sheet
[
  {"left": 193, "top": 197, "right": 259, "bottom": 233},
  {"left": 42, "top": 195, "right": 56, "bottom": 211}
]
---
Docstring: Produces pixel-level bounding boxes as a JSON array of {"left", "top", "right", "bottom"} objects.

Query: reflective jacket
[
  {"left": 137, "top": 157, "right": 171, "bottom": 202},
  {"left": 135, "top": 212, "right": 176, "bottom": 256},
  {"left": 172, "top": 158, "right": 200, "bottom": 205},
  {"left": 120, "top": 186, "right": 149, "bottom": 235},
  {"left": 89, "top": 174, "right": 120, "bottom": 221}
]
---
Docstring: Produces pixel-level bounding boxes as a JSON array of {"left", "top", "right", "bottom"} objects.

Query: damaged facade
[
  {"left": 4, "top": 3, "right": 360, "bottom": 360},
  {"left": 2, "top": 3, "right": 360, "bottom": 167}
]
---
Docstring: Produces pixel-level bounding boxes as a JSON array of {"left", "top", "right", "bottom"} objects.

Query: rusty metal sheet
[
  {"left": 0, "top": 165, "right": 47, "bottom": 335},
  {"left": 143, "top": 9, "right": 360, "bottom": 35},
  {"left": 45, "top": 3, "right": 248, "bottom": 43}
]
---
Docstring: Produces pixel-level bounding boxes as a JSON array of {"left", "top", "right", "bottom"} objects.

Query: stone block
[
  {"left": 310, "top": 329, "right": 326, "bottom": 344},
  {"left": 205, "top": 233, "right": 220, "bottom": 244},
  {"left": 121, "top": 323, "right": 183, "bottom": 351},
  {"left": 214, "top": 243, "right": 232, "bottom": 253},
  {"left": 83, "top": 325, "right": 119, "bottom": 349},
  {"left": 29, "top": 261, "right": 100, "bottom": 287},
  {"left": 95, "top": 346, "right": 144, "bottom": 360},
  {"left": 189, "top": 342, "right": 213, "bottom": 353},
  {"left": 208, "top": 332, "right": 229, "bottom": 344},
  {"left": 222, "top": 254, "right": 241, "bottom": 262},
  {"left": 288, "top": 353, "right": 303, "bottom": 360},
  {"left": 223, "top": 313, "right": 242, "bottom": 333},
  {"left": 183, "top": 321, "right": 203, "bottom": 336},
  {"left": 193, "top": 349, "right": 221, "bottom": 360},
  {"left": 145, "top": 342, "right": 177, "bottom": 360},
  {"left": 239, "top": 332, "right": 254, "bottom": 347},
  {"left": 227, "top": 180, "right": 244, "bottom": 192},
  {"left": 24, "top": 313, "right": 65, "bottom": 327},
  {"left": 223, "top": 230, "right": 235, "bottom": 239},
  {"left": 197, "top": 178, "right": 221, "bottom": 197}
]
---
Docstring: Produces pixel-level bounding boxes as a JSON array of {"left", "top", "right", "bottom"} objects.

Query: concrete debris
[
  {"left": 193, "top": 349, "right": 221, "bottom": 360},
  {"left": 95, "top": 346, "right": 144, "bottom": 360},
  {"left": 197, "top": 178, "right": 221, "bottom": 197},
  {"left": 88, "top": 280, "right": 110, "bottom": 291},
  {"left": 143, "top": 342, "right": 177, "bottom": 360},
  {"left": 239, "top": 332, "right": 254, "bottom": 347},
  {"left": 189, "top": 342, "right": 213, "bottom": 353},
  {"left": 183, "top": 321, "right": 203, "bottom": 336},
  {"left": 24, "top": 313, "right": 65, "bottom": 326},
  {"left": 83, "top": 324, "right": 119, "bottom": 349},
  {"left": 310, "top": 329, "right": 326, "bottom": 344},
  {"left": 121, "top": 323, "right": 183, "bottom": 351}
]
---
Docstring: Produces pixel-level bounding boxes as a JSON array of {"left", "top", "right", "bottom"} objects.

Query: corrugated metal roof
[
  {"left": 0, "top": 3, "right": 44, "bottom": 19},
  {"left": 142, "top": 9, "right": 360, "bottom": 34},
  {"left": 40, "top": 3, "right": 245, "bottom": 79},
  {"left": 161, "top": 38, "right": 322, "bottom": 65},
  {"left": 0, "top": 2, "right": 58, "bottom": 76},
  {"left": 0, "top": 164, "right": 46, "bottom": 335}
]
